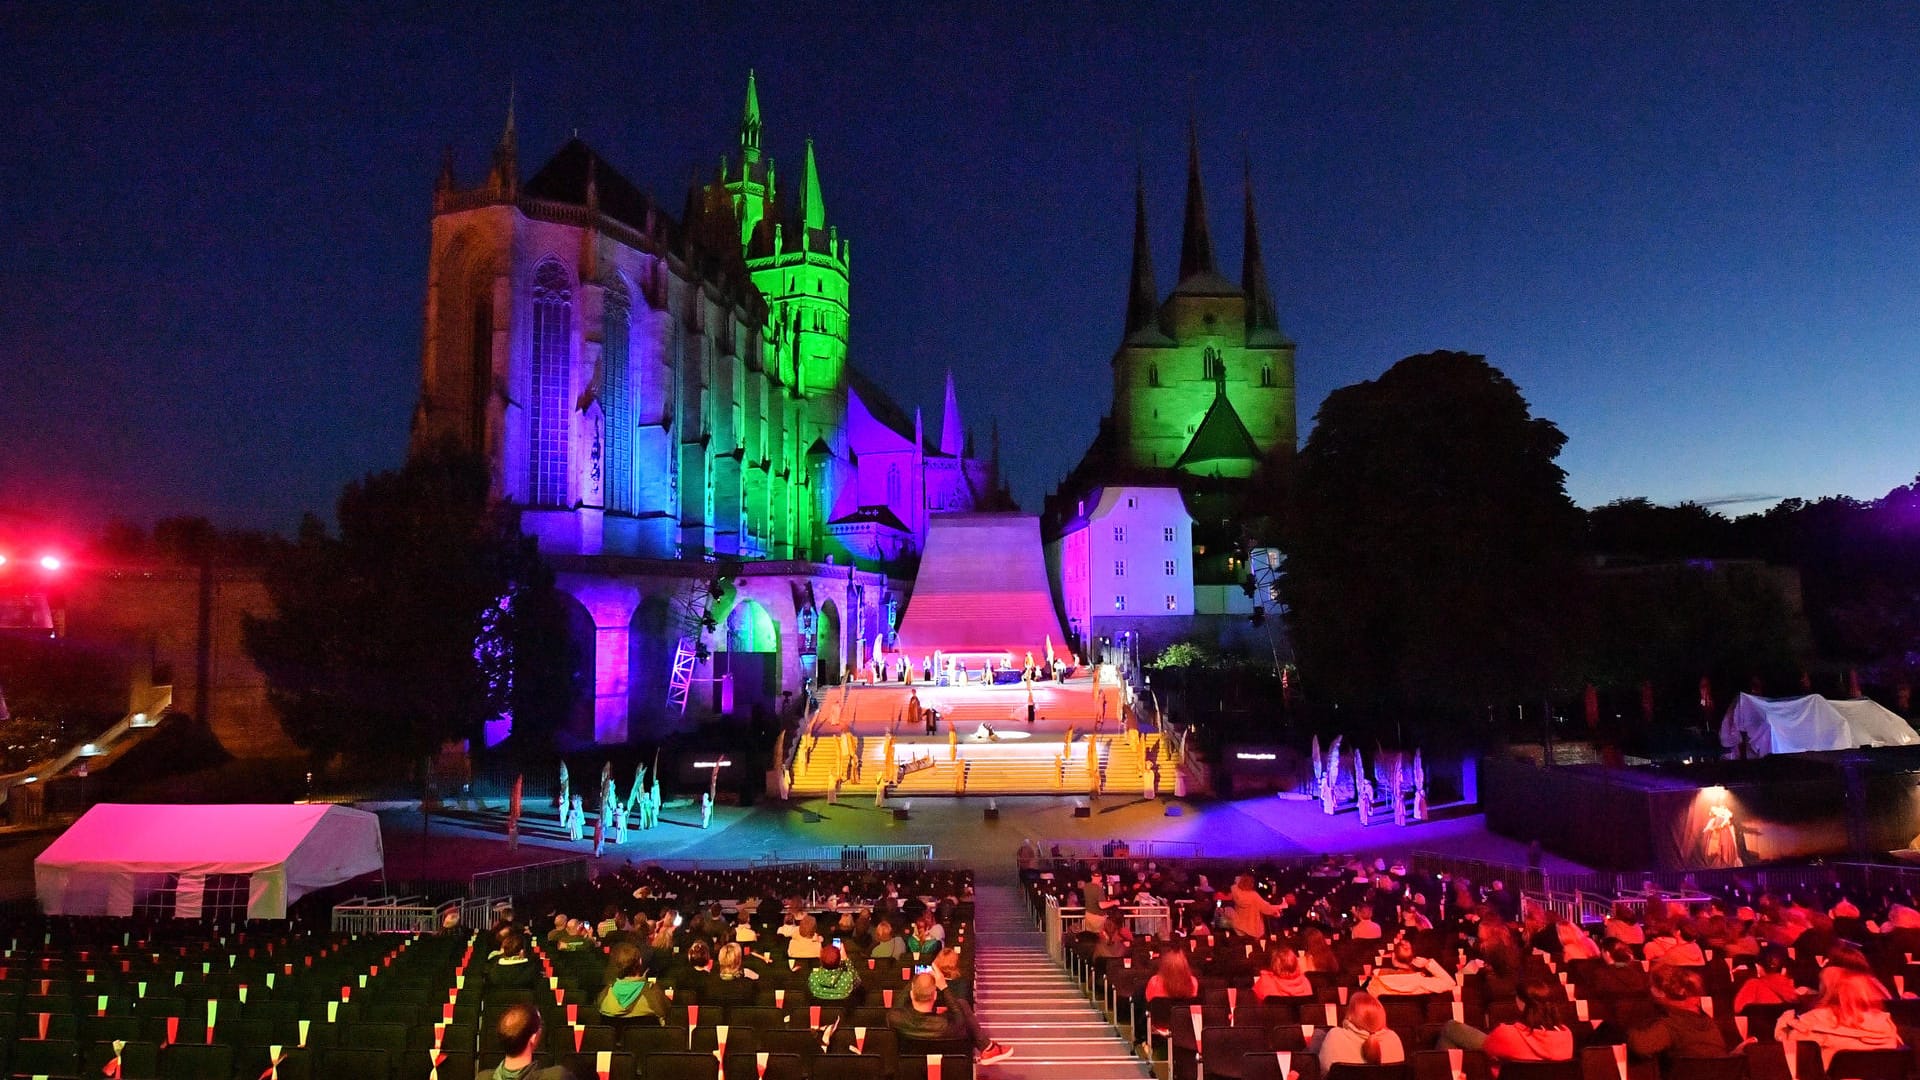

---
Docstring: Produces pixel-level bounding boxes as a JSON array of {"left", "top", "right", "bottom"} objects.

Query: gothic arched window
[
  {"left": 886, "top": 464, "right": 902, "bottom": 507},
  {"left": 529, "top": 258, "right": 572, "bottom": 507},
  {"left": 603, "top": 278, "right": 632, "bottom": 513},
  {"left": 469, "top": 291, "right": 493, "bottom": 451},
  {"left": 1147, "top": 362, "right": 1160, "bottom": 387}
]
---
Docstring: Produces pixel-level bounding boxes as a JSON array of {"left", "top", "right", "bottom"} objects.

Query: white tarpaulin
[
  {"left": 1718, "top": 693, "right": 1920, "bottom": 757},
  {"left": 35, "top": 804, "right": 384, "bottom": 920}
]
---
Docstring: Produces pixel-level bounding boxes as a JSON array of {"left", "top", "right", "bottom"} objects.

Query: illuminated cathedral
[{"left": 410, "top": 76, "right": 1003, "bottom": 743}]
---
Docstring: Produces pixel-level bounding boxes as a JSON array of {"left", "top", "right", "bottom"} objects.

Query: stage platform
[
  {"left": 788, "top": 730, "right": 1173, "bottom": 798},
  {"left": 805, "top": 670, "right": 1133, "bottom": 738}
]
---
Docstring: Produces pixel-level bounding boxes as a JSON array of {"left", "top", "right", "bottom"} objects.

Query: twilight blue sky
[{"left": 3, "top": 3, "right": 1919, "bottom": 531}]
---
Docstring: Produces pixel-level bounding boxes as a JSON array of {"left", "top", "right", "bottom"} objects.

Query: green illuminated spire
[
  {"left": 741, "top": 69, "right": 763, "bottom": 165},
  {"left": 1124, "top": 167, "right": 1160, "bottom": 338},
  {"left": 799, "top": 137, "right": 826, "bottom": 233},
  {"left": 1177, "top": 118, "right": 1216, "bottom": 282},
  {"left": 1242, "top": 157, "right": 1279, "bottom": 336}
]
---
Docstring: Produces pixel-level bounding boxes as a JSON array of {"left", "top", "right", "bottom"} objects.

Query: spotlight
[
  {"left": 0, "top": 554, "right": 8, "bottom": 568},
  {"left": 38, "top": 555, "right": 60, "bottom": 572}
]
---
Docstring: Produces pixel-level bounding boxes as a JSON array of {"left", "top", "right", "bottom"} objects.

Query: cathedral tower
[{"left": 1109, "top": 125, "right": 1295, "bottom": 477}]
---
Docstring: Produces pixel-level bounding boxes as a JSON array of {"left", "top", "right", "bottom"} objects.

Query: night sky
[{"left": 5, "top": 4, "right": 1920, "bottom": 533}]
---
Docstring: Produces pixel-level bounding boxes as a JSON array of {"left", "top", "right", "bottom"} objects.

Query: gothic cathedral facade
[{"left": 410, "top": 77, "right": 1001, "bottom": 743}]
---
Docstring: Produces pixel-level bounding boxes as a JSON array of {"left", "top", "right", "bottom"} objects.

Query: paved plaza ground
[{"left": 376, "top": 790, "right": 1590, "bottom": 885}]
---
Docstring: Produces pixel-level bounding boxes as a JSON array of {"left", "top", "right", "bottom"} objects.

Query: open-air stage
[{"left": 786, "top": 672, "right": 1177, "bottom": 798}]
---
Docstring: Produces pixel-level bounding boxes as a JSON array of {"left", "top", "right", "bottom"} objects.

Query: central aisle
[{"left": 969, "top": 876, "right": 1150, "bottom": 1079}]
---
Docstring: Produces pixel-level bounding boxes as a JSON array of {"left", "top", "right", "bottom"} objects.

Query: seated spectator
[
  {"left": 1588, "top": 939, "right": 1651, "bottom": 1000},
  {"left": 1734, "top": 946, "right": 1799, "bottom": 1012},
  {"left": 1368, "top": 939, "right": 1456, "bottom": 996},
  {"left": 868, "top": 918, "right": 907, "bottom": 960},
  {"left": 1301, "top": 927, "right": 1339, "bottom": 974},
  {"left": 1557, "top": 920, "right": 1599, "bottom": 961},
  {"left": 649, "top": 910, "right": 679, "bottom": 952},
  {"left": 907, "top": 910, "right": 946, "bottom": 962},
  {"left": 1319, "top": 992, "right": 1405, "bottom": 1071},
  {"left": 1645, "top": 923, "right": 1706, "bottom": 968},
  {"left": 807, "top": 944, "right": 861, "bottom": 1004},
  {"left": 1438, "top": 978, "right": 1575, "bottom": 1068},
  {"left": 596, "top": 942, "right": 668, "bottom": 1026},
  {"left": 1093, "top": 917, "right": 1132, "bottom": 960},
  {"left": 684, "top": 939, "right": 714, "bottom": 975},
  {"left": 733, "top": 912, "right": 758, "bottom": 944},
  {"left": 1253, "top": 944, "right": 1313, "bottom": 1000},
  {"left": 1775, "top": 968, "right": 1904, "bottom": 1067},
  {"left": 1145, "top": 946, "right": 1198, "bottom": 1002},
  {"left": 933, "top": 946, "right": 973, "bottom": 1004},
  {"left": 787, "top": 915, "right": 824, "bottom": 960},
  {"left": 596, "top": 904, "right": 622, "bottom": 939},
  {"left": 888, "top": 971, "right": 1012, "bottom": 1064},
  {"left": 544, "top": 912, "right": 570, "bottom": 944},
  {"left": 482, "top": 1002, "right": 570, "bottom": 1080},
  {"left": 1351, "top": 904, "right": 1384, "bottom": 940},
  {"left": 1627, "top": 965, "right": 1729, "bottom": 1064},
  {"left": 702, "top": 942, "right": 760, "bottom": 1009},
  {"left": 483, "top": 932, "right": 540, "bottom": 993}
]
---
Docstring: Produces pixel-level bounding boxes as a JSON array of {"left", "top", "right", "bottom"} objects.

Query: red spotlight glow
[
  {"left": 0, "top": 553, "right": 8, "bottom": 568},
  {"left": 38, "top": 555, "right": 61, "bottom": 572}
]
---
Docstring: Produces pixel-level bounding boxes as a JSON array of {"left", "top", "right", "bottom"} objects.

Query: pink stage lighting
[{"left": 37, "top": 555, "right": 61, "bottom": 572}]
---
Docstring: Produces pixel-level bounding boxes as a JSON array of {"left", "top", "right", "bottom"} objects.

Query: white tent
[
  {"left": 1718, "top": 693, "right": 1920, "bottom": 757},
  {"left": 35, "top": 804, "right": 384, "bottom": 919}
]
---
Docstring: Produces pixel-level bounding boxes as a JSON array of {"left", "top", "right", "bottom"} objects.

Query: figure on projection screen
[{"left": 1700, "top": 803, "right": 1741, "bottom": 867}]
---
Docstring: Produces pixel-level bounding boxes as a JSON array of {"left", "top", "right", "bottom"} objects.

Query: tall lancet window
[
  {"left": 602, "top": 280, "right": 632, "bottom": 513},
  {"left": 529, "top": 259, "right": 573, "bottom": 507},
  {"left": 469, "top": 293, "right": 493, "bottom": 450}
]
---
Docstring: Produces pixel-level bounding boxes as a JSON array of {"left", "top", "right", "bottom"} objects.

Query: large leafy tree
[
  {"left": 243, "top": 442, "right": 576, "bottom": 762},
  {"left": 1281, "top": 351, "right": 1583, "bottom": 714}
]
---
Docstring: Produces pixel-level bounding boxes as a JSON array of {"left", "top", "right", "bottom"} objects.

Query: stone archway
[
  {"left": 555, "top": 591, "right": 597, "bottom": 746},
  {"left": 627, "top": 595, "right": 675, "bottom": 735},
  {"left": 718, "top": 598, "right": 780, "bottom": 713},
  {"left": 816, "top": 599, "right": 842, "bottom": 686}
]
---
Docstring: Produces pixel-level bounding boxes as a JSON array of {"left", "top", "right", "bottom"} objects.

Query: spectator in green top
[{"left": 807, "top": 944, "right": 861, "bottom": 1004}]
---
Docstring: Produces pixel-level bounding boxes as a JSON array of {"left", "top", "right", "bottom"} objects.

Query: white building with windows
[{"left": 1045, "top": 486, "right": 1195, "bottom": 659}]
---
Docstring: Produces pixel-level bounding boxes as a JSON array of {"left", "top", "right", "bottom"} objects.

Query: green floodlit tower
[
  {"left": 1110, "top": 123, "right": 1296, "bottom": 477},
  {"left": 720, "top": 72, "right": 851, "bottom": 430}
]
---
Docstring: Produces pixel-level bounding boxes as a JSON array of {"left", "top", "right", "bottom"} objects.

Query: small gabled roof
[{"left": 1176, "top": 382, "right": 1262, "bottom": 471}]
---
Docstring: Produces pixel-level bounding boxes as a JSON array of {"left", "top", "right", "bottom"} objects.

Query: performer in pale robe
[
  {"left": 1354, "top": 748, "right": 1372, "bottom": 827},
  {"left": 883, "top": 735, "right": 896, "bottom": 782},
  {"left": 600, "top": 770, "right": 617, "bottom": 850},
  {"left": 700, "top": 791, "right": 713, "bottom": 830},
  {"left": 1392, "top": 755, "right": 1407, "bottom": 827},
  {"left": 1144, "top": 755, "right": 1158, "bottom": 800},
  {"left": 874, "top": 776, "right": 887, "bottom": 807},
  {"left": 569, "top": 795, "right": 586, "bottom": 841},
  {"left": 1412, "top": 749, "right": 1428, "bottom": 822},
  {"left": 558, "top": 762, "right": 572, "bottom": 827},
  {"left": 1086, "top": 736, "right": 1100, "bottom": 794},
  {"left": 948, "top": 727, "right": 958, "bottom": 761}
]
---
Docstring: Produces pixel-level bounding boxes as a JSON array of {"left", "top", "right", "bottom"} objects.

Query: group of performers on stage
[
  {"left": 503, "top": 758, "right": 729, "bottom": 856},
  {"left": 1310, "top": 735, "right": 1431, "bottom": 827}
]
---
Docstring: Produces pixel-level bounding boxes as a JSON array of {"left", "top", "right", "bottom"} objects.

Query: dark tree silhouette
[
  {"left": 1281, "top": 351, "right": 1583, "bottom": 715},
  {"left": 243, "top": 442, "right": 577, "bottom": 763}
]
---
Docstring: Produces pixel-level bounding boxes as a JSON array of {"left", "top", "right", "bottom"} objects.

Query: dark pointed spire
[
  {"left": 1124, "top": 166, "right": 1160, "bottom": 337},
  {"left": 741, "top": 69, "right": 763, "bottom": 164},
  {"left": 490, "top": 81, "right": 518, "bottom": 195},
  {"left": 1177, "top": 116, "right": 1216, "bottom": 281},
  {"left": 1242, "top": 156, "right": 1279, "bottom": 335}
]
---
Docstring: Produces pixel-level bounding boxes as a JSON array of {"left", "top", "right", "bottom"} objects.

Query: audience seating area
[
  {"left": 1026, "top": 855, "right": 1920, "bottom": 1080},
  {"left": 0, "top": 865, "right": 976, "bottom": 1079}
]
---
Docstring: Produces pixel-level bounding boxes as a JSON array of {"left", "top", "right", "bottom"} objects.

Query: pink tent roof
[
  {"left": 895, "top": 513, "right": 1071, "bottom": 656},
  {"left": 35, "top": 803, "right": 384, "bottom": 919}
]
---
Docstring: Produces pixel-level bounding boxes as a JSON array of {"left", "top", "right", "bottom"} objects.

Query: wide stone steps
[{"left": 971, "top": 881, "right": 1150, "bottom": 1080}]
